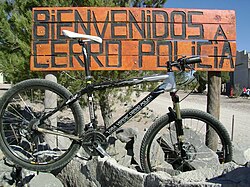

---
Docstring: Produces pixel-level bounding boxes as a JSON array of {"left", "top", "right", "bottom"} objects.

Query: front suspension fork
[{"left": 170, "top": 92, "right": 186, "bottom": 158}]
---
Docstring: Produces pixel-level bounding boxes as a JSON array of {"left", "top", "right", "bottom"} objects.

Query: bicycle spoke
[
  {"left": 0, "top": 79, "right": 83, "bottom": 171},
  {"left": 141, "top": 109, "right": 232, "bottom": 173}
]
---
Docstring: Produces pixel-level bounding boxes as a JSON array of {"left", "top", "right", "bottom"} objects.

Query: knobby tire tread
[{"left": 140, "top": 108, "right": 232, "bottom": 173}]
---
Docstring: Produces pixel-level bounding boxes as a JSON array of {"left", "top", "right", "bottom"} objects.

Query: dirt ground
[{"left": 103, "top": 90, "right": 250, "bottom": 151}]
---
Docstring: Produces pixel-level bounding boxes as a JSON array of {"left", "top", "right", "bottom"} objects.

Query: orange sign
[{"left": 31, "top": 7, "right": 236, "bottom": 71}]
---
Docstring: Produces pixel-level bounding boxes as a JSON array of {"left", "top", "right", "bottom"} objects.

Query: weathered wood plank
[
  {"left": 31, "top": 7, "right": 236, "bottom": 71},
  {"left": 32, "top": 23, "right": 236, "bottom": 41},
  {"left": 32, "top": 7, "right": 236, "bottom": 24},
  {"left": 30, "top": 55, "right": 236, "bottom": 71},
  {"left": 31, "top": 40, "right": 236, "bottom": 56}
]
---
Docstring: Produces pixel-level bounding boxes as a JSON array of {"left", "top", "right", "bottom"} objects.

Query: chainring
[{"left": 81, "top": 129, "right": 108, "bottom": 156}]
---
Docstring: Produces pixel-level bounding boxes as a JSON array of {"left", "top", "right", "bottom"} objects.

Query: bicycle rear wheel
[
  {"left": 0, "top": 79, "right": 84, "bottom": 171},
  {"left": 140, "top": 109, "right": 232, "bottom": 173}
]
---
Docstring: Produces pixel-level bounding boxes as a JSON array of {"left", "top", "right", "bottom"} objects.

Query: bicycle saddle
[{"left": 62, "top": 30, "right": 102, "bottom": 44}]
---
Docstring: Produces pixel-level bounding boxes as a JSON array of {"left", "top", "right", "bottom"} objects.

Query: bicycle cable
[{"left": 178, "top": 77, "right": 199, "bottom": 103}]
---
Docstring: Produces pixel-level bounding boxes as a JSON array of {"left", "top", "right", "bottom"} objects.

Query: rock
[
  {"left": 100, "top": 158, "right": 146, "bottom": 187},
  {"left": 243, "top": 148, "right": 250, "bottom": 161},
  {"left": 132, "top": 128, "right": 144, "bottom": 169},
  {"left": 0, "top": 158, "right": 34, "bottom": 186},
  {"left": 0, "top": 159, "right": 13, "bottom": 187},
  {"left": 144, "top": 171, "right": 220, "bottom": 187},
  {"left": 106, "top": 136, "right": 132, "bottom": 167},
  {"left": 144, "top": 171, "right": 179, "bottom": 187},
  {"left": 0, "top": 151, "right": 4, "bottom": 160},
  {"left": 232, "top": 143, "right": 249, "bottom": 165},
  {"left": 175, "top": 162, "right": 239, "bottom": 183},
  {"left": 2, "top": 127, "right": 250, "bottom": 187},
  {"left": 116, "top": 128, "right": 138, "bottom": 143},
  {"left": 29, "top": 172, "right": 63, "bottom": 187},
  {"left": 56, "top": 157, "right": 99, "bottom": 187}
]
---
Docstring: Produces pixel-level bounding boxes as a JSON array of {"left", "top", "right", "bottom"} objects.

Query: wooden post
[
  {"left": 44, "top": 74, "right": 58, "bottom": 148},
  {"left": 206, "top": 71, "right": 221, "bottom": 150}
]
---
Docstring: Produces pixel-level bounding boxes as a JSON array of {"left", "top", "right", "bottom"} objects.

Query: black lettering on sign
[
  {"left": 51, "top": 40, "right": 67, "bottom": 68},
  {"left": 170, "top": 11, "right": 186, "bottom": 39},
  {"left": 69, "top": 40, "right": 84, "bottom": 68},
  {"left": 214, "top": 25, "right": 227, "bottom": 40},
  {"left": 75, "top": 10, "right": 90, "bottom": 34},
  {"left": 220, "top": 42, "right": 234, "bottom": 68},
  {"left": 156, "top": 41, "right": 172, "bottom": 67},
  {"left": 51, "top": 10, "right": 55, "bottom": 40},
  {"left": 174, "top": 41, "right": 178, "bottom": 61},
  {"left": 33, "top": 40, "right": 49, "bottom": 68},
  {"left": 33, "top": 10, "right": 50, "bottom": 40},
  {"left": 93, "top": 11, "right": 109, "bottom": 38},
  {"left": 152, "top": 10, "right": 168, "bottom": 38},
  {"left": 213, "top": 41, "right": 219, "bottom": 68},
  {"left": 31, "top": 8, "right": 236, "bottom": 71},
  {"left": 192, "top": 41, "right": 196, "bottom": 55},
  {"left": 188, "top": 11, "right": 204, "bottom": 39},
  {"left": 106, "top": 41, "right": 122, "bottom": 67},
  {"left": 57, "top": 10, "right": 73, "bottom": 40},
  {"left": 111, "top": 10, "right": 127, "bottom": 39},
  {"left": 89, "top": 42, "right": 104, "bottom": 67},
  {"left": 139, "top": 40, "right": 155, "bottom": 68},
  {"left": 146, "top": 10, "right": 151, "bottom": 38},
  {"left": 129, "top": 10, "right": 145, "bottom": 39},
  {"left": 197, "top": 41, "right": 212, "bottom": 69}
]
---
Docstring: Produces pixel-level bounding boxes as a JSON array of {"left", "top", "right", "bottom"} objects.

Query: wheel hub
[{"left": 182, "top": 142, "right": 197, "bottom": 162}]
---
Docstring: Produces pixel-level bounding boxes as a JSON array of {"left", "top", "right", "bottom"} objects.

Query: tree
[
  {"left": 131, "top": 0, "right": 167, "bottom": 7},
  {"left": 0, "top": 0, "right": 167, "bottom": 128},
  {"left": 0, "top": 0, "right": 39, "bottom": 83}
]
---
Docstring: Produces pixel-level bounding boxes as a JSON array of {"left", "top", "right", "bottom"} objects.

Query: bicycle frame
[
  {"left": 77, "top": 72, "right": 178, "bottom": 137},
  {"left": 75, "top": 41, "right": 183, "bottom": 137},
  {"left": 37, "top": 41, "right": 184, "bottom": 146},
  {"left": 0, "top": 31, "right": 232, "bottom": 172}
]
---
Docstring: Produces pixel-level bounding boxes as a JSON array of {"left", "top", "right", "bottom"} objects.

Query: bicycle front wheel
[
  {"left": 0, "top": 79, "right": 84, "bottom": 171},
  {"left": 140, "top": 109, "right": 232, "bottom": 173}
]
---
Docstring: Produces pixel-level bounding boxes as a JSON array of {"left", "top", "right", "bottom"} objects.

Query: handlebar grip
[{"left": 185, "top": 56, "right": 202, "bottom": 64}]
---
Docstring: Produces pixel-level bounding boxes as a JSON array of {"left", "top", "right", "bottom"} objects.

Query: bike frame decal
[{"left": 103, "top": 88, "right": 164, "bottom": 137}]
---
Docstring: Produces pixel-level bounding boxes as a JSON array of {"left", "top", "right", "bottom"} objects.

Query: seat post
[
  {"left": 78, "top": 40, "right": 97, "bottom": 128},
  {"left": 79, "top": 40, "right": 92, "bottom": 82}
]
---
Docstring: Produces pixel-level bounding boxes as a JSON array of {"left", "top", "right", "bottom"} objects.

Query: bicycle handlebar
[
  {"left": 184, "top": 56, "right": 202, "bottom": 64},
  {"left": 167, "top": 56, "right": 202, "bottom": 71}
]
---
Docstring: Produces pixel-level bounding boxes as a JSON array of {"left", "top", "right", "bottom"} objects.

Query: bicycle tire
[
  {"left": 0, "top": 79, "right": 84, "bottom": 171},
  {"left": 140, "top": 109, "right": 232, "bottom": 173}
]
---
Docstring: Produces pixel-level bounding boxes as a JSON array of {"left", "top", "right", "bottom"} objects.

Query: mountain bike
[{"left": 0, "top": 30, "right": 232, "bottom": 173}]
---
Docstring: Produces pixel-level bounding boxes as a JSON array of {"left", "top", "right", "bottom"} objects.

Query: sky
[{"left": 164, "top": 0, "right": 249, "bottom": 52}]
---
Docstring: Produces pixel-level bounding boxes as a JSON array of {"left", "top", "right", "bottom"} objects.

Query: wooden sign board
[{"left": 31, "top": 7, "right": 236, "bottom": 71}]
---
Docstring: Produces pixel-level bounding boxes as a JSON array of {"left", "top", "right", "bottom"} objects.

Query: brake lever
[{"left": 184, "top": 64, "right": 193, "bottom": 70}]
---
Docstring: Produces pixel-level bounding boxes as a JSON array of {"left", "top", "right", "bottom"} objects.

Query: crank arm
[
  {"left": 94, "top": 143, "right": 110, "bottom": 158},
  {"left": 36, "top": 127, "right": 82, "bottom": 141}
]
